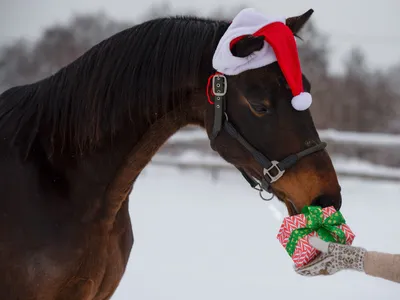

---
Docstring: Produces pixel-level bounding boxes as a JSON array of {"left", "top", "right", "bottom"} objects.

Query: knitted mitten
[{"left": 295, "top": 237, "right": 367, "bottom": 276}]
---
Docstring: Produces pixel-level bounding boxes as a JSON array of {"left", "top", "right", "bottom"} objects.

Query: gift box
[{"left": 276, "top": 206, "right": 355, "bottom": 268}]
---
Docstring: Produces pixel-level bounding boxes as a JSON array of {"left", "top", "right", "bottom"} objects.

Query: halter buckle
[
  {"left": 212, "top": 74, "right": 227, "bottom": 97},
  {"left": 263, "top": 160, "right": 285, "bottom": 183}
]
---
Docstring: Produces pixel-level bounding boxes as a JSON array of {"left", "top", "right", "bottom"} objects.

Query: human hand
[{"left": 294, "top": 236, "right": 367, "bottom": 276}]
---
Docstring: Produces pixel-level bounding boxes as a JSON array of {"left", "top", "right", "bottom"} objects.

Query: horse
[{"left": 0, "top": 8, "right": 342, "bottom": 299}]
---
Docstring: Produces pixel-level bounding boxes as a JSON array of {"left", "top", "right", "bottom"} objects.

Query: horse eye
[{"left": 252, "top": 104, "right": 272, "bottom": 115}]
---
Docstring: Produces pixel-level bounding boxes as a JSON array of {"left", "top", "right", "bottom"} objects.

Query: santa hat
[{"left": 212, "top": 8, "right": 312, "bottom": 111}]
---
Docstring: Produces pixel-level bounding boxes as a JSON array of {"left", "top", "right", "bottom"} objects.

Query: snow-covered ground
[{"left": 112, "top": 165, "right": 400, "bottom": 300}]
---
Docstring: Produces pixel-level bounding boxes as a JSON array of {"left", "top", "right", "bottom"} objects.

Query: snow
[
  {"left": 332, "top": 155, "right": 400, "bottom": 180},
  {"left": 112, "top": 164, "right": 400, "bottom": 300},
  {"left": 320, "top": 129, "right": 400, "bottom": 148}
]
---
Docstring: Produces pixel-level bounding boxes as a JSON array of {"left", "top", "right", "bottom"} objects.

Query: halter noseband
[{"left": 207, "top": 73, "right": 327, "bottom": 201}]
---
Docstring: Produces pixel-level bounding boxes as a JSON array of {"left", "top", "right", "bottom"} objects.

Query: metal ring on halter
[{"left": 259, "top": 189, "right": 275, "bottom": 201}]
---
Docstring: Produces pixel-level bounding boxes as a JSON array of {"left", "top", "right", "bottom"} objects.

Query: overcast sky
[{"left": 0, "top": 0, "right": 399, "bottom": 73}]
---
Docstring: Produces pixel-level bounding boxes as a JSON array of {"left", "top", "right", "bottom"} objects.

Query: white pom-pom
[{"left": 291, "top": 92, "right": 312, "bottom": 111}]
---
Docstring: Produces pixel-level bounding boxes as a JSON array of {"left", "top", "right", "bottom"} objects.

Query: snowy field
[{"left": 112, "top": 164, "right": 400, "bottom": 300}]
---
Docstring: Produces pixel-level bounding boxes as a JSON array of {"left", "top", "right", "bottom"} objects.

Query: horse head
[{"left": 205, "top": 8, "right": 341, "bottom": 215}]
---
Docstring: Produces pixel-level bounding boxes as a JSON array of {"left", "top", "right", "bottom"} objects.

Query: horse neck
[
  {"left": 59, "top": 55, "right": 217, "bottom": 226},
  {"left": 62, "top": 98, "right": 207, "bottom": 227}
]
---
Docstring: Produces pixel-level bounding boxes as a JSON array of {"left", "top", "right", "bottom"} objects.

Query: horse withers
[{"left": 0, "top": 8, "right": 340, "bottom": 299}]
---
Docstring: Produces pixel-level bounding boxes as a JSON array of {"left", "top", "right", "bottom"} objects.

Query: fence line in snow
[
  {"left": 168, "top": 128, "right": 400, "bottom": 148},
  {"left": 150, "top": 154, "right": 400, "bottom": 183},
  {"left": 156, "top": 128, "right": 400, "bottom": 182}
]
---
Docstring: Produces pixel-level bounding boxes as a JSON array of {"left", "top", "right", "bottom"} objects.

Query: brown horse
[{"left": 0, "top": 8, "right": 341, "bottom": 299}]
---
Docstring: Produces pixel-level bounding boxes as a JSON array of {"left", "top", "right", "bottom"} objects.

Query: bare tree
[
  {"left": 0, "top": 12, "right": 132, "bottom": 92},
  {"left": 0, "top": 40, "right": 37, "bottom": 90}
]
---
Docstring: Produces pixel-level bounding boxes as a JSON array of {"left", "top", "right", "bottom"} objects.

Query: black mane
[{"left": 0, "top": 16, "right": 229, "bottom": 155}]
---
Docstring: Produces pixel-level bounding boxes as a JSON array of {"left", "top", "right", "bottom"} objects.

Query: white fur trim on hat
[
  {"left": 212, "top": 8, "right": 285, "bottom": 75},
  {"left": 291, "top": 92, "right": 312, "bottom": 111}
]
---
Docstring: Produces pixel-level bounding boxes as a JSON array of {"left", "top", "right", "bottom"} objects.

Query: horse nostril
[{"left": 311, "top": 194, "right": 342, "bottom": 211}]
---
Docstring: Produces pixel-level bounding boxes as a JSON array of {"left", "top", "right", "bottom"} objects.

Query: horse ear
[
  {"left": 231, "top": 35, "right": 265, "bottom": 58},
  {"left": 286, "top": 9, "right": 314, "bottom": 34}
]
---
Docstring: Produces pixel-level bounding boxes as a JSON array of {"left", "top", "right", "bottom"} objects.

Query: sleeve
[{"left": 363, "top": 251, "right": 400, "bottom": 284}]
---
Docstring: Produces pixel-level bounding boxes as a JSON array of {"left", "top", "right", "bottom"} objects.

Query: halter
[{"left": 207, "top": 73, "right": 327, "bottom": 201}]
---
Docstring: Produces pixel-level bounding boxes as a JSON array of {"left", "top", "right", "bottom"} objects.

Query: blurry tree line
[{"left": 1, "top": 2, "right": 400, "bottom": 165}]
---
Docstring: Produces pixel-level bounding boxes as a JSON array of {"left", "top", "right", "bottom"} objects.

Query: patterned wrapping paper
[{"left": 277, "top": 206, "right": 356, "bottom": 268}]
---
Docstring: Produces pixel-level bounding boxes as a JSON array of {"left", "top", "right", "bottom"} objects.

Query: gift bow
[{"left": 285, "top": 206, "right": 347, "bottom": 257}]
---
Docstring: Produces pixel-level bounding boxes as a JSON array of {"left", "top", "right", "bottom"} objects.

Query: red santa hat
[{"left": 212, "top": 8, "right": 312, "bottom": 111}]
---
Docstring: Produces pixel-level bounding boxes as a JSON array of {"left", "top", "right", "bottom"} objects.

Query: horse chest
[
  {"left": 57, "top": 206, "right": 134, "bottom": 300},
  {"left": 0, "top": 204, "right": 134, "bottom": 300},
  {"left": 58, "top": 226, "right": 133, "bottom": 300}
]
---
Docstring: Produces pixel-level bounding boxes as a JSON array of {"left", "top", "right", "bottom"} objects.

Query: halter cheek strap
[{"left": 207, "top": 73, "right": 327, "bottom": 200}]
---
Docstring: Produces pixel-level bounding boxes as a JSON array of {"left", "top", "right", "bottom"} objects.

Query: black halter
[{"left": 208, "top": 74, "right": 327, "bottom": 201}]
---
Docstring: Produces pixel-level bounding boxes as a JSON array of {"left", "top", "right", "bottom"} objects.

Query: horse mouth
[
  {"left": 285, "top": 199, "right": 299, "bottom": 216},
  {"left": 273, "top": 190, "right": 300, "bottom": 216}
]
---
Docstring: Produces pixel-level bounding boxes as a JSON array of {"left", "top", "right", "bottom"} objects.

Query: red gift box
[{"left": 276, "top": 206, "right": 355, "bottom": 268}]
